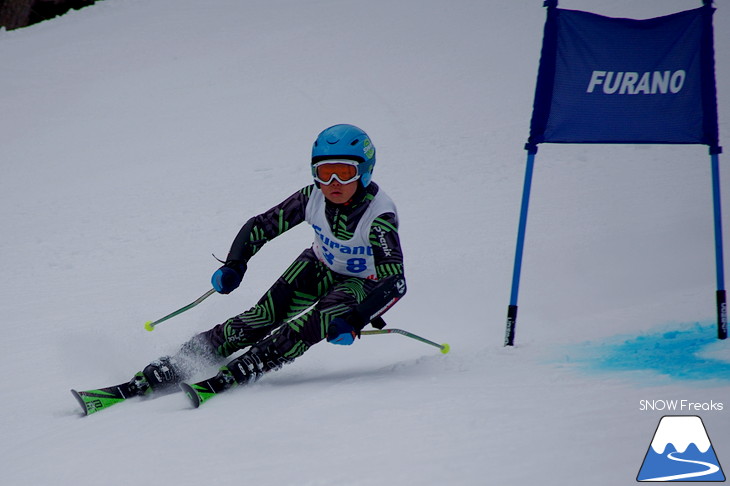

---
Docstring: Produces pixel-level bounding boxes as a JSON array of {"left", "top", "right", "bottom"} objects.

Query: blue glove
[
  {"left": 211, "top": 261, "right": 246, "bottom": 294},
  {"left": 326, "top": 318, "right": 358, "bottom": 345}
]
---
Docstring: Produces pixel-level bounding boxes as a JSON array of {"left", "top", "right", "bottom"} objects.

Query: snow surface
[{"left": 1, "top": 0, "right": 728, "bottom": 485}]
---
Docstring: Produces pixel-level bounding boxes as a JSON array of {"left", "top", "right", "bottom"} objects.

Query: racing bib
[{"left": 305, "top": 189, "right": 397, "bottom": 280}]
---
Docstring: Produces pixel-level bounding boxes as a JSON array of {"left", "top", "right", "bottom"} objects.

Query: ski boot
[{"left": 179, "top": 342, "right": 296, "bottom": 408}]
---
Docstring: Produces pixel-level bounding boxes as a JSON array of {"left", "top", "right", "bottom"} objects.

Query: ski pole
[
  {"left": 144, "top": 289, "right": 216, "bottom": 331},
  {"left": 361, "top": 328, "right": 450, "bottom": 354}
]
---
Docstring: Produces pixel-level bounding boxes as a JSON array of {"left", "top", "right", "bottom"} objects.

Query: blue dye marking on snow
[{"left": 565, "top": 322, "right": 730, "bottom": 383}]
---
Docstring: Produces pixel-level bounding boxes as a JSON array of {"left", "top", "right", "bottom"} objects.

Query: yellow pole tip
[
  {"left": 144, "top": 321, "right": 155, "bottom": 332},
  {"left": 440, "top": 343, "right": 450, "bottom": 354}
]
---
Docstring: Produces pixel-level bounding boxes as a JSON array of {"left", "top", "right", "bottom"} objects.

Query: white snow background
[{"left": 1, "top": 0, "right": 729, "bottom": 485}]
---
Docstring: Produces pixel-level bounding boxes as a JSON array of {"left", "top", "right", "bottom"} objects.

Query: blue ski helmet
[{"left": 311, "top": 124, "right": 376, "bottom": 187}]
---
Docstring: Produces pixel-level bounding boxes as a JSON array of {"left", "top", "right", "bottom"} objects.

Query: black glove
[{"left": 211, "top": 260, "right": 247, "bottom": 294}]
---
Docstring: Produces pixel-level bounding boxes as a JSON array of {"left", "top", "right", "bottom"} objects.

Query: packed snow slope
[{"left": 1, "top": 1, "right": 729, "bottom": 485}]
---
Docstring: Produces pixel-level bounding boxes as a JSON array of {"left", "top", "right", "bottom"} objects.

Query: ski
[
  {"left": 71, "top": 372, "right": 151, "bottom": 416},
  {"left": 180, "top": 370, "right": 237, "bottom": 409},
  {"left": 71, "top": 383, "right": 137, "bottom": 416},
  {"left": 179, "top": 382, "right": 207, "bottom": 408}
]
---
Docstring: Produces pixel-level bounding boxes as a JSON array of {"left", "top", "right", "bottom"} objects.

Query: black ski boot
[
  {"left": 180, "top": 344, "right": 292, "bottom": 408},
  {"left": 226, "top": 351, "right": 266, "bottom": 385},
  {"left": 133, "top": 334, "right": 222, "bottom": 396},
  {"left": 126, "top": 371, "right": 153, "bottom": 397},
  {"left": 138, "top": 356, "right": 183, "bottom": 394}
]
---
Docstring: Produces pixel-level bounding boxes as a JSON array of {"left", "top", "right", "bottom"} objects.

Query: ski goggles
[{"left": 312, "top": 160, "right": 361, "bottom": 185}]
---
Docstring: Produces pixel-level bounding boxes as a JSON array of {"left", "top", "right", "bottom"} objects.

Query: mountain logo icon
[{"left": 637, "top": 416, "right": 725, "bottom": 482}]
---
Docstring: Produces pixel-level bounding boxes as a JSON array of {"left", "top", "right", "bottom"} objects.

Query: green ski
[
  {"left": 71, "top": 384, "right": 136, "bottom": 416},
  {"left": 71, "top": 372, "right": 150, "bottom": 416},
  {"left": 180, "top": 367, "right": 238, "bottom": 409}
]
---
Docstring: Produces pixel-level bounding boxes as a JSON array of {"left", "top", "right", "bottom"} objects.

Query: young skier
[{"left": 74, "top": 124, "right": 406, "bottom": 411}]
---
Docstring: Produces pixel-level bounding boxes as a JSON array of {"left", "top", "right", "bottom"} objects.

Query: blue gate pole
[
  {"left": 710, "top": 148, "right": 728, "bottom": 340},
  {"left": 505, "top": 145, "right": 538, "bottom": 346}
]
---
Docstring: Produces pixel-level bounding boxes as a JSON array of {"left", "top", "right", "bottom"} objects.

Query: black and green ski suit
[{"left": 166, "top": 181, "right": 406, "bottom": 384}]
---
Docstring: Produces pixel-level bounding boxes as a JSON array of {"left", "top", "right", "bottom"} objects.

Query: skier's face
[{"left": 321, "top": 179, "right": 358, "bottom": 205}]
